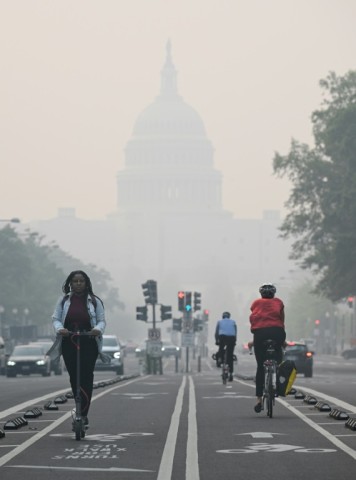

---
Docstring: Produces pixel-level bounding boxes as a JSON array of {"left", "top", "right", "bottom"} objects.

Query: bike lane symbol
[{"left": 217, "top": 443, "right": 336, "bottom": 454}]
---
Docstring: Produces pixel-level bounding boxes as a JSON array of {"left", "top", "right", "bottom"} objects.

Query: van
[{"left": 0, "top": 336, "right": 6, "bottom": 374}]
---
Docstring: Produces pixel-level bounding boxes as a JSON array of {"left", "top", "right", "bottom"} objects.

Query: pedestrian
[{"left": 48, "top": 270, "right": 108, "bottom": 428}]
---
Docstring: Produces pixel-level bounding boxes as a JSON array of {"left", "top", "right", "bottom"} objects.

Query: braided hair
[{"left": 62, "top": 270, "right": 94, "bottom": 295}]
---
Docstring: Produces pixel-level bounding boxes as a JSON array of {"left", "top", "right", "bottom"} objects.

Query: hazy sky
[{"left": 1, "top": 0, "right": 356, "bottom": 223}]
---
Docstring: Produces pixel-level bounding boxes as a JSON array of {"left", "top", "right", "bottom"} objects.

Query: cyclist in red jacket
[{"left": 249, "top": 283, "right": 286, "bottom": 413}]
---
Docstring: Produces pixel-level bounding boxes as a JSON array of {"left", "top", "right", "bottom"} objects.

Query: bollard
[
  {"left": 197, "top": 355, "right": 201, "bottom": 373},
  {"left": 175, "top": 355, "right": 178, "bottom": 373}
]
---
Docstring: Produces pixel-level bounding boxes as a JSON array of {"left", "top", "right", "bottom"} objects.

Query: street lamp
[
  {"left": 0, "top": 218, "right": 20, "bottom": 223},
  {"left": 0, "top": 305, "right": 4, "bottom": 336}
]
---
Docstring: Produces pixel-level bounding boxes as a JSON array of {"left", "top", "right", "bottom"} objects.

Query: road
[{"left": 0, "top": 352, "right": 356, "bottom": 479}]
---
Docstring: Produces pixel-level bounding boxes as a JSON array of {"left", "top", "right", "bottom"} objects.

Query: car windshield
[
  {"left": 286, "top": 345, "right": 306, "bottom": 352},
  {"left": 103, "top": 337, "right": 119, "bottom": 347},
  {"left": 13, "top": 346, "right": 44, "bottom": 356}
]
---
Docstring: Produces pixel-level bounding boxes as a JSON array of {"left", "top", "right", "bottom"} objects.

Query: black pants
[
  {"left": 62, "top": 336, "right": 98, "bottom": 416},
  {"left": 217, "top": 335, "right": 236, "bottom": 373},
  {"left": 252, "top": 327, "right": 286, "bottom": 397}
]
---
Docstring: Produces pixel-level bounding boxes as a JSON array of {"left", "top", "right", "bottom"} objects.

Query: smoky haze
[{"left": 1, "top": 1, "right": 355, "bottom": 344}]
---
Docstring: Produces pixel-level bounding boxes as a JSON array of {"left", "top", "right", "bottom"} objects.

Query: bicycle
[
  {"left": 262, "top": 339, "right": 279, "bottom": 418},
  {"left": 221, "top": 346, "right": 229, "bottom": 385},
  {"left": 67, "top": 331, "right": 92, "bottom": 440}
]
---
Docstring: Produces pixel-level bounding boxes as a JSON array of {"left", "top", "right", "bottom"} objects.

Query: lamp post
[
  {"left": 0, "top": 218, "right": 20, "bottom": 224},
  {"left": 0, "top": 305, "right": 4, "bottom": 336}
]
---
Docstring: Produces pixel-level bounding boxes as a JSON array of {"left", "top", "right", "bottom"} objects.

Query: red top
[
  {"left": 249, "top": 297, "right": 285, "bottom": 331},
  {"left": 64, "top": 294, "right": 91, "bottom": 332}
]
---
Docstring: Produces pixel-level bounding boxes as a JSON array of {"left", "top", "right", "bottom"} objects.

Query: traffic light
[
  {"left": 314, "top": 319, "right": 320, "bottom": 326},
  {"left": 178, "top": 291, "right": 185, "bottom": 311},
  {"left": 203, "top": 309, "right": 209, "bottom": 322},
  {"left": 136, "top": 306, "right": 148, "bottom": 322},
  {"left": 347, "top": 296, "right": 354, "bottom": 308},
  {"left": 193, "top": 318, "right": 203, "bottom": 332},
  {"left": 142, "top": 280, "right": 157, "bottom": 305},
  {"left": 160, "top": 304, "right": 172, "bottom": 321},
  {"left": 193, "top": 292, "right": 201, "bottom": 311},
  {"left": 185, "top": 291, "right": 192, "bottom": 311},
  {"left": 173, "top": 318, "right": 182, "bottom": 331}
]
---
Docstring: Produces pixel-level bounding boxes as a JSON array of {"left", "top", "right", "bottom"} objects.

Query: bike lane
[
  {"left": 194, "top": 371, "right": 356, "bottom": 480},
  {"left": 0, "top": 374, "right": 188, "bottom": 480}
]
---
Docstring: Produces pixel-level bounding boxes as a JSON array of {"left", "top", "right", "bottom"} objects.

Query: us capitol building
[{"left": 31, "top": 43, "right": 295, "bottom": 335}]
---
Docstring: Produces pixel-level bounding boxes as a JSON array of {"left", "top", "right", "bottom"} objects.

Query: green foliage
[
  {"left": 285, "top": 279, "right": 334, "bottom": 340},
  {"left": 0, "top": 226, "right": 124, "bottom": 334},
  {"left": 273, "top": 70, "right": 356, "bottom": 302}
]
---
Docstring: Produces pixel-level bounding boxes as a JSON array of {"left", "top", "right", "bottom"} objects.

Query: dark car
[
  {"left": 95, "top": 334, "right": 124, "bottom": 375},
  {"left": 341, "top": 347, "right": 356, "bottom": 360},
  {"left": 284, "top": 341, "right": 313, "bottom": 378},
  {"left": 29, "top": 340, "right": 63, "bottom": 375},
  {"left": 161, "top": 342, "right": 181, "bottom": 358},
  {"left": 6, "top": 344, "right": 51, "bottom": 377}
]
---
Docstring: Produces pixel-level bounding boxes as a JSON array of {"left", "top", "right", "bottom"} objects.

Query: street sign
[
  {"left": 148, "top": 328, "right": 161, "bottom": 340},
  {"left": 146, "top": 340, "right": 162, "bottom": 357},
  {"left": 181, "top": 332, "right": 195, "bottom": 347}
]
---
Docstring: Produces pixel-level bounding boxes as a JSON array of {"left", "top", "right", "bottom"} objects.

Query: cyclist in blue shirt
[{"left": 215, "top": 312, "right": 237, "bottom": 381}]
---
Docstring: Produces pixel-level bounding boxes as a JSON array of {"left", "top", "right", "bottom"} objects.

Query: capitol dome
[{"left": 132, "top": 41, "right": 207, "bottom": 139}]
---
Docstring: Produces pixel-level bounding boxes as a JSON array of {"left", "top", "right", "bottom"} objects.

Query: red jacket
[{"left": 249, "top": 297, "right": 285, "bottom": 331}]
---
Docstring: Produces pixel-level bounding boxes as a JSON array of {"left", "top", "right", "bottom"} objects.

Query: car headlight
[
  {"left": 176, "top": 347, "right": 180, "bottom": 351},
  {"left": 36, "top": 360, "right": 46, "bottom": 366},
  {"left": 161, "top": 347, "right": 165, "bottom": 351},
  {"left": 113, "top": 352, "right": 121, "bottom": 359},
  {"left": 7, "top": 360, "right": 16, "bottom": 366}
]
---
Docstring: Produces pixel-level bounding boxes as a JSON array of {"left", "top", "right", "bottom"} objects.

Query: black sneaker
[
  {"left": 83, "top": 416, "right": 89, "bottom": 428},
  {"left": 254, "top": 403, "right": 262, "bottom": 413},
  {"left": 229, "top": 374, "right": 233, "bottom": 382}
]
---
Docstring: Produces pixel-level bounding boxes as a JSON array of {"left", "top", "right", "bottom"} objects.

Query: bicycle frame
[{"left": 221, "top": 346, "right": 229, "bottom": 385}]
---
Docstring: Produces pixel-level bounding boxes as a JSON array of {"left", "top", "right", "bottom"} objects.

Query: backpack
[
  {"left": 277, "top": 360, "right": 297, "bottom": 396},
  {"left": 61, "top": 294, "right": 98, "bottom": 310}
]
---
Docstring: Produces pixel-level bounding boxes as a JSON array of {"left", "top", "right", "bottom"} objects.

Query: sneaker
[
  {"left": 229, "top": 374, "right": 233, "bottom": 382},
  {"left": 254, "top": 403, "right": 262, "bottom": 413},
  {"left": 83, "top": 416, "right": 89, "bottom": 428}
]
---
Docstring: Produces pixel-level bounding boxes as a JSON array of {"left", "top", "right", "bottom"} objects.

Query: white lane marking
[
  {"left": 237, "top": 379, "right": 356, "bottom": 461},
  {"left": 0, "top": 376, "right": 143, "bottom": 468},
  {"left": 157, "top": 376, "right": 186, "bottom": 480},
  {"left": 187, "top": 376, "right": 199, "bottom": 480},
  {"left": 7, "top": 465, "right": 154, "bottom": 472}
]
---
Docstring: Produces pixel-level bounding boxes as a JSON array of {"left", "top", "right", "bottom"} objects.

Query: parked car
[
  {"left": 341, "top": 347, "right": 356, "bottom": 360},
  {"left": 161, "top": 342, "right": 181, "bottom": 358},
  {"left": 29, "top": 339, "right": 63, "bottom": 375},
  {"left": 284, "top": 341, "right": 313, "bottom": 377},
  {"left": 6, "top": 344, "right": 51, "bottom": 377},
  {"left": 95, "top": 334, "right": 124, "bottom": 375}
]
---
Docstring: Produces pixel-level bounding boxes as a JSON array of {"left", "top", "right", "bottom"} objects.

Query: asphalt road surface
[{"left": 0, "top": 352, "right": 356, "bottom": 480}]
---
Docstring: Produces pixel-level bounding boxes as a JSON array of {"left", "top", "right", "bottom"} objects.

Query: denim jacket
[{"left": 46, "top": 293, "right": 110, "bottom": 363}]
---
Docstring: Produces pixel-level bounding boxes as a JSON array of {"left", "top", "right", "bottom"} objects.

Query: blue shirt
[{"left": 215, "top": 318, "right": 237, "bottom": 337}]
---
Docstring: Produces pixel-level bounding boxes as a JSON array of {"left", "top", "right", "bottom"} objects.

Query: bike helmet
[
  {"left": 222, "top": 312, "right": 231, "bottom": 318},
  {"left": 259, "top": 283, "right": 276, "bottom": 298}
]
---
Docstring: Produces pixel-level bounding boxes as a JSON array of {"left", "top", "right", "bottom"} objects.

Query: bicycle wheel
[{"left": 266, "top": 372, "right": 273, "bottom": 418}]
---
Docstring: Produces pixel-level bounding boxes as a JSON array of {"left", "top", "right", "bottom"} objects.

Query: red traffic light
[
  {"left": 315, "top": 319, "right": 320, "bottom": 325},
  {"left": 178, "top": 291, "right": 185, "bottom": 299}
]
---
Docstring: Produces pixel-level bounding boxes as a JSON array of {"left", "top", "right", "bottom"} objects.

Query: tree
[
  {"left": 0, "top": 226, "right": 124, "bottom": 335},
  {"left": 273, "top": 71, "right": 356, "bottom": 302}
]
